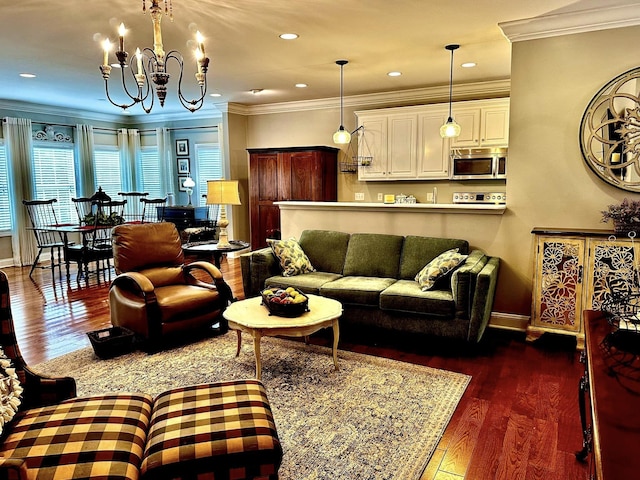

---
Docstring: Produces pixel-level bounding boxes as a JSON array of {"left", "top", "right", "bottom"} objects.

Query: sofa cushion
[
  {"left": 343, "top": 233, "right": 404, "bottom": 278},
  {"left": 320, "top": 276, "right": 397, "bottom": 306},
  {"left": 265, "top": 272, "right": 343, "bottom": 295},
  {"left": 268, "top": 238, "right": 315, "bottom": 277},
  {"left": 380, "top": 280, "right": 455, "bottom": 316},
  {"left": 415, "top": 249, "right": 468, "bottom": 291},
  {"left": 399, "top": 236, "right": 469, "bottom": 280},
  {"left": 299, "top": 229, "right": 351, "bottom": 274},
  {"left": 0, "top": 347, "right": 22, "bottom": 436},
  {"left": 1, "top": 393, "right": 153, "bottom": 480}
]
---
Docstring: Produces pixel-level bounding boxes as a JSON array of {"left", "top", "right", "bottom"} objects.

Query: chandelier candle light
[
  {"left": 100, "top": 0, "right": 209, "bottom": 113},
  {"left": 206, "top": 180, "right": 241, "bottom": 249}
]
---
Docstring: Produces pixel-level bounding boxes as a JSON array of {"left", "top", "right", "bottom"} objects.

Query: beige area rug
[{"left": 35, "top": 333, "right": 470, "bottom": 480}]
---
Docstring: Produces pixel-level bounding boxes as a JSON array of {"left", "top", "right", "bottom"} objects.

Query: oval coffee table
[{"left": 223, "top": 294, "right": 343, "bottom": 380}]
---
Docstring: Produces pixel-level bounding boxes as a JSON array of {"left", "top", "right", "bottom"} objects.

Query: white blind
[
  {"left": 0, "top": 144, "right": 10, "bottom": 231},
  {"left": 195, "top": 143, "right": 223, "bottom": 206},
  {"left": 140, "top": 147, "right": 163, "bottom": 198},
  {"left": 32, "top": 144, "right": 77, "bottom": 224},
  {"left": 94, "top": 147, "right": 122, "bottom": 198}
]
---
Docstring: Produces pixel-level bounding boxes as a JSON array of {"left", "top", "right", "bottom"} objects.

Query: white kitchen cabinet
[
  {"left": 357, "top": 107, "right": 447, "bottom": 181},
  {"left": 451, "top": 99, "right": 510, "bottom": 148},
  {"left": 528, "top": 228, "right": 639, "bottom": 350}
]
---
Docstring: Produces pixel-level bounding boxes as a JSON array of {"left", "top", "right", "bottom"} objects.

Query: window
[
  {"left": 195, "top": 143, "right": 223, "bottom": 207},
  {"left": 140, "top": 147, "right": 163, "bottom": 198},
  {"left": 94, "top": 147, "right": 122, "bottom": 197},
  {"left": 32, "top": 144, "right": 77, "bottom": 224},
  {"left": 0, "top": 144, "right": 10, "bottom": 231}
]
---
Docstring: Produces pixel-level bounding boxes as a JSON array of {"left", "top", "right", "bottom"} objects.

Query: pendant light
[
  {"left": 440, "top": 44, "right": 461, "bottom": 138},
  {"left": 333, "top": 60, "right": 351, "bottom": 144}
]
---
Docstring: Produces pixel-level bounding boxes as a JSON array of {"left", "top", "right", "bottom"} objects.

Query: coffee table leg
[
  {"left": 235, "top": 331, "right": 242, "bottom": 356},
  {"left": 332, "top": 318, "right": 340, "bottom": 371},
  {"left": 253, "top": 330, "right": 262, "bottom": 380}
]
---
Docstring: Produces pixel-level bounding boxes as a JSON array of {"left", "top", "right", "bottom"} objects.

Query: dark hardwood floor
[{"left": 2, "top": 258, "right": 588, "bottom": 480}]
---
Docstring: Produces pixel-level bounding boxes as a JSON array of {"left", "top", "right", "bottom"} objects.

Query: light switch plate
[
  {"left": 377, "top": 193, "right": 383, "bottom": 201},
  {"left": 355, "top": 192, "right": 364, "bottom": 201}
]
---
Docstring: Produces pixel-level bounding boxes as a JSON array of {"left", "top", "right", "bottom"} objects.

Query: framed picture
[
  {"left": 177, "top": 157, "right": 190, "bottom": 174},
  {"left": 176, "top": 139, "right": 189, "bottom": 156},
  {"left": 178, "top": 175, "right": 189, "bottom": 192}
]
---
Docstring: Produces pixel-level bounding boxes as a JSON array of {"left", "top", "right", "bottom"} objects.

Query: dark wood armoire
[{"left": 248, "top": 146, "right": 338, "bottom": 249}]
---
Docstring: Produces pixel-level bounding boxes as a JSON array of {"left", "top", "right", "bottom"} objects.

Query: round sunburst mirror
[{"left": 580, "top": 66, "right": 640, "bottom": 191}]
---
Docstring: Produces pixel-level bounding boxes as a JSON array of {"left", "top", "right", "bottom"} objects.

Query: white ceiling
[{"left": 0, "top": 0, "right": 637, "bottom": 118}]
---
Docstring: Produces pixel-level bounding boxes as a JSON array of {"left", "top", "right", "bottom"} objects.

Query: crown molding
[
  {"left": 499, "top": 3, "right": 640, "bottom": 42},
  {"left": 222, "top": 79, "right": 511, "bottom": 116}
]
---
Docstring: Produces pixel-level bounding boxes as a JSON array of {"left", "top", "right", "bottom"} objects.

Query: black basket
[
  {"left": 261, "top": 289, "right": 309, "bottom": 317},
  {"left": 87, "top": 326, "right": 136, "bottom": 359}
]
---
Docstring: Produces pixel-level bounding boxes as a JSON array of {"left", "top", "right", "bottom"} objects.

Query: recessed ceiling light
[
  {"left": 279, "top": 33, "right": 299, "bottom": 40},
  {"left": 295, "top": 83, "right": 308, "bottom": 88},
  {"left": 209, "top": 93, "right": 222, "bottom": 97},
  {"left": 461, "top": 62, "right": 476, "bottom": 68},
  {"left": 19, "top": 73, "right": 36, "bottom": 78},
  {"left": 387, "top": 71, "right": 402, "bottom": 77},
  {"left": 250, "top": 89, "right": 264, "bottom": 95}
]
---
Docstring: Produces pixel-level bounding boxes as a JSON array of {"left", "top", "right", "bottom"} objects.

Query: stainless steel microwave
[{"left": 450, "top": 147, "right": 507, "bottom": 180}]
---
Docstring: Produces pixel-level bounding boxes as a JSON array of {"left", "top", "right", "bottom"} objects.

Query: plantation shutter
[
  {"left": 140, "top": 148, "right": 163, "bottom": 198},
  {"left": 32, "top": 144, "right": 77, "bottom": 224},
  {"left": 0, "top": 145, "right": 10, "bottom": 230},
  {"left": 195, "top": 144, "right": 223, "bottom": 207},
  {"left": 94, "top": 147, "right": 122, "bottom": 197}
]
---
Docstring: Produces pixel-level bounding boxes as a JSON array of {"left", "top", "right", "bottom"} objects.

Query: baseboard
[
  {"left": 0, "top": 257, "right": 16, "bottom": 269},
  {"left": 488, "top": 312, "right": 530, "bottom": 332}
]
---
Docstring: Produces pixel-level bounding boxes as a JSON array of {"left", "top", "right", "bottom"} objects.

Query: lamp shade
[
  {"left": 440, "top": 118, "right": 461, "bottom": 138},
  {"left": 206, "top": 180, "right": 241, "bottom": 205},
  {"left": 333, "top": 126, "right": 351, "bottom": 144},
  {"left": 182, "top": 177, "right": 196, "bottom": 188}
]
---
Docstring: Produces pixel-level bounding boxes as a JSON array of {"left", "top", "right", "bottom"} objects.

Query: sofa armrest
[
  {"left": 240, "top": 248, "right": 280, "bottom": 298},
  {"left": 451, "top": 249, "right": 487, "bottom": 320},
  {"left": 467, "top": 257, "right": 500, "bottom": 343}
]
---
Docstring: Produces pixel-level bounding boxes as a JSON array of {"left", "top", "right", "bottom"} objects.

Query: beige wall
[{"left": 240, "top": 25, "right": 640, "bottom": 317}]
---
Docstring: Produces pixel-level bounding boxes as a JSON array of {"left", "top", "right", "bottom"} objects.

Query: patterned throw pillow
[
  {"left": 268, "top": 238, "right": 315, "bottom": 277},
  {"left": 0, "top": 347, "right": 23, "bottom": 435},
  {"left": 415, "top": 248, "right": 468, "bottom": 291}
]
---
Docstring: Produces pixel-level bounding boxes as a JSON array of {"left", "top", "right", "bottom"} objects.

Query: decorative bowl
[{"left": 261, "top": 287, "right": 309, "bottom": 317}]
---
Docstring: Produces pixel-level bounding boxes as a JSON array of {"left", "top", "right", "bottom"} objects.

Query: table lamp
[
  {"left": 183, "top": 177, "right": 196, "bottom": 206},
  {"left": 206, "top": 180, "right": 241, "bottom": 248}
]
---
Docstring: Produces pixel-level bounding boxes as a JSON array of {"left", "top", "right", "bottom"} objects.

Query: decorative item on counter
[
  {"left": 601, "top": 198, "right": 640, "bottom": 236},
  {"left": 383, "top": 194, "right": 395, "bottom": 204},
  {"left": 395, "top": 193, "right": 407, "bottom": 204},
  {"left": 406, "top": 195, "right": 417, "bottom": 204}
]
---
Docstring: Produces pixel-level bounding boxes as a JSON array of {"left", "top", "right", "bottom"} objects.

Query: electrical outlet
[
  {"left": 355, "top": 192, "right": 365, "bottom": 201},
  {"left": 426, "top": 192, "right": 434, "bottom": 202},
  {"left": 377, "top": 193, "right": 383, "bottom": 201}
]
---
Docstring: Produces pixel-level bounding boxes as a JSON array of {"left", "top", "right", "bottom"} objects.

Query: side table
[{"left": 182, "top": 240, "right": 250, "bottom": 268}]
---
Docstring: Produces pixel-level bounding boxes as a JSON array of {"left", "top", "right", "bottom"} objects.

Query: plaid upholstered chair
[{"left": 0, "top": 270, "right": 282, "bottom": 480}]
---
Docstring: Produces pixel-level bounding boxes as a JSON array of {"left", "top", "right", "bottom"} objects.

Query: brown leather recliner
[{"left": 109, "top": 222, "right": 232, "bottom": 347}]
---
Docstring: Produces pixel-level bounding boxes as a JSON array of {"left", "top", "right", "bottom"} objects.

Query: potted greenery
[{"left": 601, "top": 198, "right": 640, "bottom": 235}]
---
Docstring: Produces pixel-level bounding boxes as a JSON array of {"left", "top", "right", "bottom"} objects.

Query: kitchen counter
[{"left": 275, "top": 201, "right": 506, "bottom": 215}]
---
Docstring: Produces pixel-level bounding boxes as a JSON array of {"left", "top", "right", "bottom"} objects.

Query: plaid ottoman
[
  {"left": 0, "top": 393, "right": 153, "bottom": 480},
  {"left": 141, "top": 379, "right": 283, "bottom": 480}
]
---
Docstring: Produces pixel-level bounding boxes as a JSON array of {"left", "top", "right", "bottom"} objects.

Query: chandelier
[{"left": 99, "top": 0, "right": 209, "bottom": 113}]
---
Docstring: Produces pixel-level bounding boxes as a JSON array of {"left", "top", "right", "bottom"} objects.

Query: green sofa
[{"left": 241, "top": 229, "right": 500, "bottom": 343}]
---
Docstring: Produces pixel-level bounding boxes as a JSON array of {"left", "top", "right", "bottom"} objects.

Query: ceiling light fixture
[
  {"left": 19, "top": 73, "right": 36, "bottom": 78},
  {"left": 461, "top": 62, "right": 476, "bottom": 68},
  {"left": 387, "top": 71, "right": 402, "bottom": 77},
  {"left": 250, "top": 88, "right": 264, "bottom": 95},
  {"left": 440, "top": 44, "right": 461, "bottom": 139},
  {"left": 333, "top": 60, "right": 351, "bottom": 145},
  {"left": 99, "top": 0, "right": 210, "bottom": 114},
  {"left": 279, "top": 33, "right": 299, "bottom": 40},
  {"left": 295, "top": 83, "right": 308, "bottom": 88}
]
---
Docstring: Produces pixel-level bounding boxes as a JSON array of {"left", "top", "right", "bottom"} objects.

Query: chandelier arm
[
  {"left": 103, "top": 79, "right": 140, "bottom": 110},
  {"left": 166, "top": 50, "right": 208, "bottom": 112}
]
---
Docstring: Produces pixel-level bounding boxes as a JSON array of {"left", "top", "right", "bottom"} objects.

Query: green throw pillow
[
  {"left": 0, "top": 347, "right": 23, "bottom": 435},
  {"left": 415, "top": 248, "right": 468, "bottom": 291},
  {"left": 268, "top": 238, "right": 315, "bottom": 277}
]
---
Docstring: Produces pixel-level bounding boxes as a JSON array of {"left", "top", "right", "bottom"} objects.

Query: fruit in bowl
[{"left": 261, "top": 287, "right": 309, "bottom": 316}]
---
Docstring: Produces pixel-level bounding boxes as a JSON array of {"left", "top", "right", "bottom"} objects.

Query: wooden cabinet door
[
  {"left": 357, "top": 115, "right": 388, "bottom": 180},
  {"left": 481, "top": 106, "right": 509, "bottom": 146},
  {"left": 450, "top": 108, "right": 481, "bottom": 148},
  {"left": 584, "top": 237, "right": 640, "bottom": 312},
  {"left": 531, "top": 236, "right": 585, "bottom": 334},
  {"left": 249, "top": 153, "right": 280, "bottom": 249},
  {"left": 387, "top": 114, "right": 417, "bottom": 179},
  {"left": 417, "top": 110, "right": 450, "bottom": 179},
  {"left": 282, "top": 151, "right": 319, "bottom": 201}
]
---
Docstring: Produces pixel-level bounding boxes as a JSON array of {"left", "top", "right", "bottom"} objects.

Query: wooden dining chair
[
  {"left": 118, "top": 192, "right": 148, "bottom": 223},
  {"left": 82, "top": 200, "right": 127, "bottom": 283},
  {"left": 141, "top": 197, "right": 167, "bottom": 223},
  {"left": 21, "top": 199, "right": 65, "bottom": 279}
]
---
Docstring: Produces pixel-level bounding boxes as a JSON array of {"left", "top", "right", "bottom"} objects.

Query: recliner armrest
[{"left": 240, "top": 248, "right": 280, "bottom": 298}]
